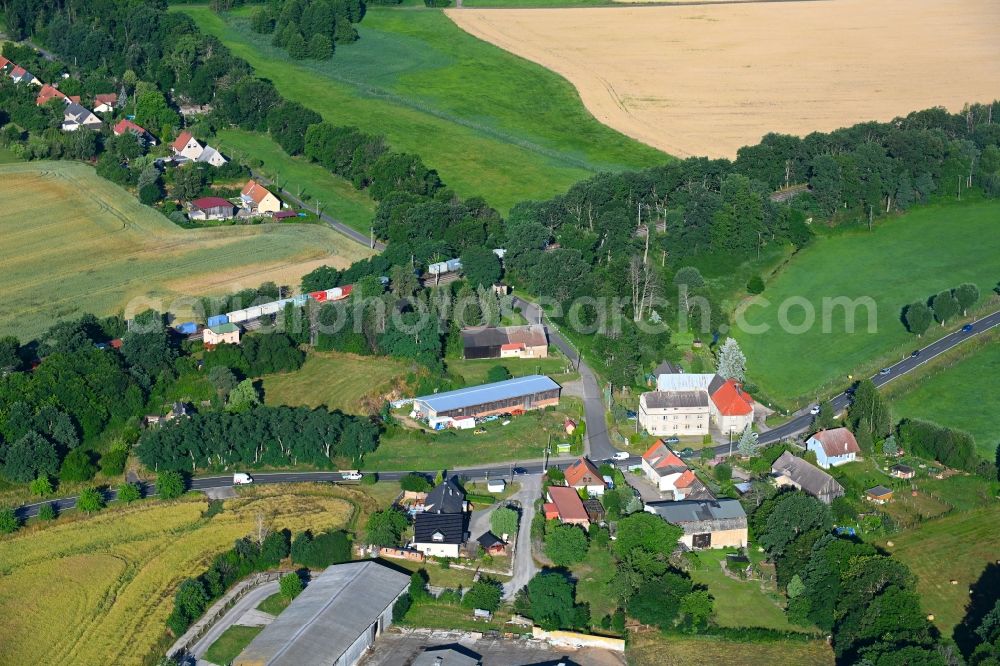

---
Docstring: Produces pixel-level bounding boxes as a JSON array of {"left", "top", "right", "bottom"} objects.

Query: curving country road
[{"left": 14, "top": 307, "right": 999, "bottom": 519}]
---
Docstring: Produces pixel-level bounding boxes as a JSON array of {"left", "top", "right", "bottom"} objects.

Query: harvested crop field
[
  {"left": 0, "top": 162, "right": 372, "bottom": 341},
  {"left": 448, "top": 0, "right": 1000, "bottom": 158},
  {"left": 0, "top": 487, "right": 353, "bottom": 666}
]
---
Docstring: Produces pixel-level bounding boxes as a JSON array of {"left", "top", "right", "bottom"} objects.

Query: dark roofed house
[
  {"left": 771, "top": 451, "right": 845, "bottom": 505},
  {"left": 645, "top": 499, "right": 747, "bottom": 550},
  {"left": 476, "top": 531, "right": 506, "bottom": 555},
  {"left": 233, "top": 561, "right": 408, "bottom": 666},
  {"left": 188, "top": 196, "right": 236, "bottom": 221},
  {"left": 423, "top": 477, "right": 467, "bottom": 515},
  {"left": 890, "top": 464, "right": 915, "bottom": 479},
  {"left": 461, "top": 324, "right": 548, "bottom": 360},
  {"left": 61, "top": 103, "right": 101, "bottom": 131},
  {"left": 413, "top": 477, "right": 468, "bottom": 558}
]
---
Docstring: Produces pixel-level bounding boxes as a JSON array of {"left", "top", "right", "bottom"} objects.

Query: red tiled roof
[
  {"left": 171, "top": 131, "right": 196, "bottom": 152},
  {"left": 191, "top": 196, "right": 233, "bottom": 210},
  {"left": 543, "top": 502, "right": 559, "bottom": 520},
  {"left": 0, "top": 56, "right": 9, "bottom": 69},
  {"left": 94, "top": 93, "right": 117, "bottom": 106},
  {"left": 241, "top": 180, "right": 274, "bottom": 205},
  {"left": 36, "top": 84, "right": 67, "bottom": 106},
  {"left": 272, "top": 210, "right": 298, "bottom": 219},
  {"left": 11, "top": 65, "right": 26, "bottom": 77},
  {"left": 109, "top": 339, "right": 123, "bottom": 349},
  {"left": 113, "top": 118, "right": 148, "bottom": 136},
  {"left": 643, "top": 440, "right": 685, "bottom": 470},
  {"left": 546, "top": 485, "right": 589, "bottom": 523},
  {"left": 500, "top": 342, "right": 525, "bottom": 351},
  {"left": 811, "top": 428, "right": 860, "bottom": 457},
  {"left": 564, "top": 457, "right": 603, "bottom": 487},
  {"left": 710, "top": 379, "right": 754, "bottom": 416},
  {"left": 674, "top": 470, "right": 697, "bottom": 488},
  {"left": 68, "top": 95, "right": 80, "bottom": 104}
]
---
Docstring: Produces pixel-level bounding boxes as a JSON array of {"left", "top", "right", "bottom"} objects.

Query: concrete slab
[{"left": 235, "top": 608, "right": 276, "bottom": 627}]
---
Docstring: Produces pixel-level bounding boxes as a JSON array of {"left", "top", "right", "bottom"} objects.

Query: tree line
[
  {"left": 903, "top": 282, "right": 980, "bottom": 335},
  {"left": 252, "top": 0, "right": 365, "bottom": 61},
  {"left": 135, "top": 405, "right": 379, "bottom": 472}
]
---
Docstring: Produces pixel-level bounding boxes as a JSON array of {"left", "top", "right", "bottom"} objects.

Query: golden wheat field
[
  {"left": 448, "top": 0, "right": 1000, "bottom": 158},
  {"left": 0, "top": 487, "right": 353, "bottom": 666},
  {"left": 0, "top": 161, "right": 372, "bottom": 341}
]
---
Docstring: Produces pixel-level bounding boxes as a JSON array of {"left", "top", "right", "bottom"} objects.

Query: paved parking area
[{"left": 360, "top": 629, "right": 625, "bottom": 666}]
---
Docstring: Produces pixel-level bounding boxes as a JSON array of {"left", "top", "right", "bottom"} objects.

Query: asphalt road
[{"left": 15, "top": 308, "right": 998, "bottom": 519}]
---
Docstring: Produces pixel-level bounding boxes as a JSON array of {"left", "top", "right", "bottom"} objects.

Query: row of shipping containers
[
  {"left": 218, "top": 287, "right": 351, "bottom": 325},
  {"left": 428, "top": 258, "right": 463, "bottom": 276}
]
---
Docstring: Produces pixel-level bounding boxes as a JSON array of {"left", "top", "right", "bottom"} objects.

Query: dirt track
[{"left": 447, "top": 0, "right": 1000, "bottom": 158}]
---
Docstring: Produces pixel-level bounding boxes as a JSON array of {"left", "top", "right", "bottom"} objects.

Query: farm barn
[
  {"left": 411, "top": 374, "right": 561, "bottom": 420},
  {"left": 461, "top": 324, "right": 548, "bottom": 360},
  {"left": 188, "top": 196, "right": 235, "bottom": 221}
]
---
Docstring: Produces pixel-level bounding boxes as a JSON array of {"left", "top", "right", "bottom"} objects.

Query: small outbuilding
[
  {"left": 189, "top": 196, "right": 236, "bottom": 221},
  {"left": 890, "top": 464, "right": 915, "bottom": 479},
  {"left": 203, "top": 323, "right": 240, "bottom": 346},
  {"left": 476, "top": 531, "right": 506, "bottom": 556},
  {"left": 866, "top": 485, "right": 894, "bottom": 504}
]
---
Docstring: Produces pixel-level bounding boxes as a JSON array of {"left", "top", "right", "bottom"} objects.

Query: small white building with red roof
[
  {"left": 806, "top": 428, "right": 861, "bottom": 469},
  {"left": 36, "top": 83, "right": 69, "bottom": 106},
  {"left": 94, "top": 93, "right": 118, "bottom": 113}
]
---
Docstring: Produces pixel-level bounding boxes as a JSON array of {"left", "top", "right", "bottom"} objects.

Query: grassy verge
[
  {"left": 204, "top": 624, "right": 263, "bottom": 665},
  {"left": 175, "top": 5, "right": 666, "bottom": 213},
  {"left": 215, "top": 128, "right": 376, "bottom": 235},
  {"left": 368, "top": 399, "right": 584, "bottom": 470},
  {"left": 445, "top": 353, "right": 579, "bottom": 386},
  {"left": 261, "top": 351, "right": 412, "bottom": 415},
  {"left": 733, "top": 199, "right": 1000, "bottom": 406},
  {"left": 401, "top": 600, "right": 514, "bottom": 632},
  {"left": 256, "top": 592, "right": 290, "bottom": 616}
]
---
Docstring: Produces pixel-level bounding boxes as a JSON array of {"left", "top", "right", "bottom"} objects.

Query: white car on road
[
  {"left": 611, "top": 451, "right": 629, "bottom": 461},
  {"left": 233, "top": 472, "right": 254, "bottom": 485},
  {"left": 341, "top": 471, "right": 363, "bottom": 481},
  {"left": 809, "top": 405, "right": 821, "bottom": 416}
]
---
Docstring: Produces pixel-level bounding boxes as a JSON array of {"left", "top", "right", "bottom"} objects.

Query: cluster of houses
[
  {"left": 186, "top": 173, "right": 288, "bottom": 223},
  {"left": 1, "top": 55, "right": 116, "bottom": 132},
  {"left": 639, "top": 363, "right": 755, "bottom": 438}
]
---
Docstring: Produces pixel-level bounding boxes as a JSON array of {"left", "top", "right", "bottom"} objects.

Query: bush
[
  {"left": 544, "top": 524, "right": 589, "bottom": 566},
  {"left": 37, "top": 503, "right": 57, "bottom": 521},
  {"left": 747, "top": 275, "right": 765, "bottom": 294},
  {"left": 393, "top": 593, "right": 412, "bottom": 620},
  {"left": 0, "top": 508, "right": 20, "bottom": 533},
  {"left": 400, "top": 473, "right": 431, "bottom": 492},
  {"left": 360, "top": 473, "right": 378, "bottom": 486},
  {"left": 486, "top": 365, "right": 512, "bottom": 383},
  {"left": 462, "top": 577, "right": 503, "bottom": 612},
  {"left": 60, "top": 449, "right": 98, "bottom": 482},
  {"left": 715, "top": 463, "right": 732, "bottom": 482},
  {"left": 100, "top": 449, "right": 129, "bottom": 477},
  {"left": 157, "top": 471, "right": 185, "bottom": 499},
  {"left": 291, "top": 530, "right": 352, "bottom": 568},
  {"left": 279, "top": 572, "right": 303, "bottom": 599},
  {"left": 29, "top": 475, "right": 54, "bottom": 497},
  {"left": 77, "top": 487, "right": 105, "bottom": 514},
  {"left": 117, "top": 482, "right": 142, "bottom": 504}
]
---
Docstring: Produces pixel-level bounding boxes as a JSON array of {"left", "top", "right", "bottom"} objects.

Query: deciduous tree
[
  {"left": 545, "top": 524, "right": 589, "bottom": 566},
  {"left": 903, "top": 302, "right": 932, "bottom": 336}
]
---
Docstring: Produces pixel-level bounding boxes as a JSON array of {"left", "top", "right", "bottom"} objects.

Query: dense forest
[{"left": 251, "top": 0, "right": 366, "bottom": 60}]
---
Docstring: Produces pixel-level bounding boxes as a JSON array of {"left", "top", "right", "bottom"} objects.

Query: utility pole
[
  {"left": 370, "top": 226, "right": 374, "bottom": 249},
  {"left": 757, "top": 231, "right": 762, "bottom": 260},
  {"left": 728, "top": 429, "right": 733, "bottom": 457}
]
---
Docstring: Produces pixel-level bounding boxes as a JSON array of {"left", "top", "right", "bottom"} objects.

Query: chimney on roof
[{"left": 434, "top": 658, "right": 443, "bottom": 666}]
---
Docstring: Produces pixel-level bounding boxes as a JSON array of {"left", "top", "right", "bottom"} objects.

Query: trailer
[
  {"left": 246, "top": 305, "right": 264, "bottom": 320},
  {"left": 174, "top": 322, "right": 198, "bottom": 335},
  {"left": 228, "top": 309, "right": 249, "bottom": 323},
  {"left": 428, "top": 261, "right": 449, "bottom": 275},
  {"left": 207, "top": 314, "right": 229, "bottom": 328},
  {"left": 259, "top": 301, "right": 282, "bottom": 316},
  {"left": 292, "top": 294, "right": 309, "bottom": 306},
  {"left": 310, "top": 290, "right": 328, "bottom": 302}
]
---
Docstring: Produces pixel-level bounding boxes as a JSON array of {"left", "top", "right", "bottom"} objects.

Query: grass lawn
[
  {"left": 0, "top": 145, "right": 19, "bottom": 164},
  {"left": 367, "top": 399, "right": 584, "bottom": 470},
  {"left": 627, "top": 631, "right": 834, "bottom": 666},
  {"left": 261, "top": 351, "right": 411, "bottom": 415},
  {"left": 400, "top": 600, "right": 514, "bottom": 633},
  {"left": 387, "top": 558, "right": 501, "bottom": 588},
  {"left": 0, "top": 487, "right": 353, "bottom": 666},
  {"left": 686, "top": 549, "right": 802, "bottom": 631},
  {"left": 204, "top": 624, "right": 263, "bottom": 665},
  {"left": 175, "top": 5, "right": 666, "bottom": 213},
  {"left": 215, "top": 128, "right": 376, "bottom": 235},
  {"left": 256, "top": 592, "right": 290, "bottom": 616},
  {"left": 445, "top": 354, "right": 579, "bottom": 386},
  {"left": 573, "top": 545, "right": 618, "bottom": 625},
  {"left": 888, "top": 340, "right": 1000, "bottom": 457},
  {"left": 881, "top": 506, "right": 1000, "bottom": 636},
  {"left": 733, "top": 200, "right": 1000, "bottom": 406},
  {"left": 0, "top": 161, "right": 371, "bottom": 342}
]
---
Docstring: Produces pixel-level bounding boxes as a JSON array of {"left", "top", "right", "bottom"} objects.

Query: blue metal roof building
[{"left": 412, "top": 375, "right": 561, "bottom": 419}]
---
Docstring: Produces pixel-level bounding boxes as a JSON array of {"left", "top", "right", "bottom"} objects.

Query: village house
[
  {"left": 890, "top": 464, "right": 915, "bottom": 480},
  {"left": 9, "top": 64, "right": 41, "bottom": 85},
  {"left": 36, "top": 83, "right": 69, "bottom": 106},
  {"left": 171, "top": 131, "right": 204, "bottom": 160},
  {"left": 61, "top": 103, "right": 102, "bottom": 131},
  {"left": 771, "top": 450, "right": 845, "bottom": 504},
  {"left": 188, "top": 196, "right": 236, "bottom": 221},
  {"left": 460, "top": 325, "right": 549, "bottom": 360},
  {"left": 866, "top": 485, "right": 894, "bottom": 504},
  {"left": 93, "top": 93, "right": 118, "bottom": 113},
  {"left": 640, "top": 440, "right": 709, "bottom": 500},
  {"left": 543, "top": 485, "right": 590, "bottom": 527},
  {"left": 240, "top": 179, "right": 282, "bottom": 215},
  {"left": 112, "top": 119, "right": 155, "bottom": 145},
  {"left": 645, "top": 499, "right": 748, "bottom": 550},
  {"left": 564, "top": 457, "right": 607, "bottom": 497},
  {"left": 412, "top": 478, "right": 469, "bottom": 558},
  {"left": 807, "top": 428, "right": 861, "bottom": 469},
  {"left": 640, "top": 370, "right": 755, "bottom": 437},
  {"left": 202, "top": 323, "right": 240, "bottom": 347},
  {"left": 197, "top": 145, "right": 228, "bottom": 167}
]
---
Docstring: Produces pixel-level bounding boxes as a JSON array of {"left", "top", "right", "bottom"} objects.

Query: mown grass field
[
  {"left": 888, "top": 340, "right": 1000, "bottom": 457},
  {"left": 0, "top": 487, "right": 353, "bottom": 666},
  {"left": 175, "top": 5, "right": 666, "bottom": 213},
  {"left": 0, "top": 162, "right": 372, "bottom": 341},
  {"left": 368, "top": 398, "right": 583, "bottom": 470},
  {"left": 881, "top": 506, "right": 1000, "bottom": 635},
  {"left": 204, "top": 624, "right": 263, "bottom": 665},
  {"left": 445, "top": 354, "right": 579, "bottom": 386},
  {"left": 627, "top": 631, "right": 834, "bottom": 666},
  {"left": 262, "top": 351, "right": 411, "bottom": 415},
  {"left": 216, "top": 128, "right": 377, "bottom": 235},
  {"left": 686, "top": 549, "right": 801, "bottom": 631},
  {"left": 733, "top": 200, "right": 1000, "bottom": 405}
]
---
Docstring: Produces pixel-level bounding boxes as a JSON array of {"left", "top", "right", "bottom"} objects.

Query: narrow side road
[{"left": 503, "top": 473, "right": 541, "bottom": 600}]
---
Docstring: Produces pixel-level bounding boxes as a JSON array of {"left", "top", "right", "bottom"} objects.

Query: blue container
[
  {"left": 175, "top": 322, "right": 197, "bottom": 335},
  {"left": 207, "top": 314, "right": 229, "bottom": 327},
  {"left": 292, "top": 294, "right": 309, "bottom": 306}
]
